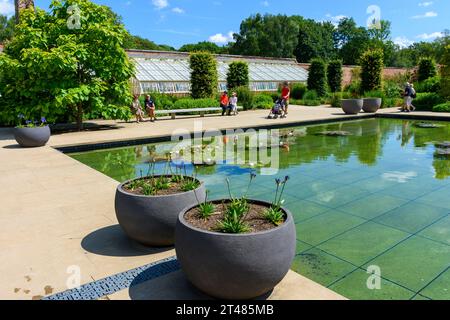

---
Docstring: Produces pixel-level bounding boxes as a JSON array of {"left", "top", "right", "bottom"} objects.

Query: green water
[{"left": 70, "top": 118, "right": 450, "bottom": 300}]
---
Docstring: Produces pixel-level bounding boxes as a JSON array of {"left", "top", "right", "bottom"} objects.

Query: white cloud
[
  {"left": 0, "top": 0, "right": 14, "bottom": 16},
  {"left": 261, "top": 1, "right": 269, "bottom": 7},
  {"left": 417, "top": 31, "right": 444, "bottom": 39},
  {"left": 419, "top": 1, "right": 433, "bottom": 7},
  {"left": 172, "top": 7, "right": 184, "bottom": 14},
  {"left": 411, "top": 11, "right": 438, "bottom": 19},
  {"left": 208, "top": 31, "right": 235, "bottom": 44},
  {"left": 325, "top": 14, "right": 348, "bottom": 26},
  {"left": 394, "top": 36, "right": 414, "bottom": 48},
  {"left": 152, "top": 0, "right": 169, "bottom": 10}
]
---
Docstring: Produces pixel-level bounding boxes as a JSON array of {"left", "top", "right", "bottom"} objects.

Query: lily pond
[{"left": 70, "top": 118, "right": 450, "bottom": 300}]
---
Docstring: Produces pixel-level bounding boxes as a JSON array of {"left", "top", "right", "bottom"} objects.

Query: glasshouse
[{"left": 127, "top": 50, "right": 309, "bottom": 94}]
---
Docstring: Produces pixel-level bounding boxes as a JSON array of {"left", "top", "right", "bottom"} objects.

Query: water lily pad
[
  {"left": 415, "top": 122, "right": 443, "bottom": 129},
  {"left": 435, "top": 142, "right": 450, "bottom": 148},
  {"left": 317, "top": 131, "right": 352, "bottom": 137}
]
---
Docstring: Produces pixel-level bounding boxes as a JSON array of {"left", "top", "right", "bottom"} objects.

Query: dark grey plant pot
[
  {"left": 13, "top": 126, "right": 51, "bottom": 148},
  {"left": 115, "top": 176, "right": 206, "bottom": 247},
  {"left": 341, "top": 99, "right": 363, "bottom": 115},
  {"left": 363, "top": 98, "right": 382, "bottom": 113},
  {"left": 175, "top": 199, "right": 296, "bottom": 300}
]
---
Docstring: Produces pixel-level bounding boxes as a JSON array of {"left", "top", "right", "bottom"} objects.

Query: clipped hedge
[
  {"left": 252, "top": 94, "right": 274, "bottom": 109},
  {"left": 417, "top": 57, "right": 437, "bottom": 82},
  {"left": 360, "top": 49, "right": 384, "bottom": 93},
  {"left": 433, "top": 102, "right": 450, "bottom": 113},
  {"left": 414, "top": 93, "right": 445, "bottom": 111},
  {"left": 291, "top": 83, "right": 307, "bottom": 100},
  {"left": 307, "top": 59, "right": 327, "bottom": 97},
  {"left": 189, "top": 52, "right": 218, "bottom": 99},
  {"left": 227, "top": 61, "right": 249, "bottom": 90},
  {"left": 327, "top": 60, "right": 343, "bottom": 93},
  {"left": 173, "top": 98, "right": 219, "bottom": 110},
  {"left": 235, "top": 86, "right": 254, "bottom": 110}
]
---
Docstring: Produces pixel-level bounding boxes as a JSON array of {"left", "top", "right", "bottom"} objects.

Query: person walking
[
  {"left": 402, "top": 83, "right": 416, "bottom": 113},
  {"left": 281, "top": 82, "right": 291, "bottom": 115},
  {"left": 145, "top": 94, "right": 157, "bottom": 122},
  {"left": 229, "top": 92, "right": 239, "bottom": 116},
  {"left": 220, "top": 91, "right": 229, "bottom": 116},
  {"left": 130, "top": 94, "right": 145, "bottom": 123}
]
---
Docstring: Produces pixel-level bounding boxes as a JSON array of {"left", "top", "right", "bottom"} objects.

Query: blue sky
[{"left": 1, "top": 0, "right": 449, "bottom": 48}]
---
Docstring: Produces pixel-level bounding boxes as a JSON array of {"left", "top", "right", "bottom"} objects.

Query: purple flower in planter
[
  {"left": 41, "top": 117, "right": 47, "bottom": 124},
  {"left": 25, "top": 120, "right": 32, "bottom": 125}
]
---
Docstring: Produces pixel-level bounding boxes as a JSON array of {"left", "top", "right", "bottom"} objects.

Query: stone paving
[{"left": 1, "top": 105, "right": 448, "bottom": 300}]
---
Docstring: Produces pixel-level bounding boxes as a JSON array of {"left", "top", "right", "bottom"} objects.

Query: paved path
[{"left": 1, "top": 105, "right": 448, "bottom": 300}]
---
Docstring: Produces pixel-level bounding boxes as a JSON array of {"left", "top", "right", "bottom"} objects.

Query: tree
[
  {"left": 417, "top": 57, "right": 437, "bottom": 82},
  {"left": 334, "top": 18, "right": 371, "bottom": 65},
  {"left": 295, "top": 19, "right": 336, "bottom": 63},
  {"left": 230, "top": 14, "right": 299, "bottom": 58},
  {"left": 0, "top": 0, "right": 134, "bottom": 130},
  {"left": 307, "top": 59, "right": 327, "bottom": 97},
  {"left": 327, "top": 60, "right": 343, "bottom": 92},
  {"left": 0, "top": 14, "right": 15, "bottom": 42},
  {"left": 124, "top": 34, "right": 168, "bottom": 51},
  {"left": 226, "top": 61, "right": 249, "bottom": 90},
  {"left": 360, "top": 49, "right": 384, "bottom": 93},
  {"left": 179, "top": 41, "right": 227, "bottom": 54},
  {"left": 441, "top": 45, "right": 450, "bottom": 99},
  {"left": 15, "top": 0, "right": 34, "bottom": 24},
  {"left": 189, "top": 52, "right": 218, "bottom": 99}
]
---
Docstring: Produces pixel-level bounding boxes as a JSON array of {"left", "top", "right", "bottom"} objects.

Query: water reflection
[{"left": 70, "top": 119, "right": 450, "bottom": 182}]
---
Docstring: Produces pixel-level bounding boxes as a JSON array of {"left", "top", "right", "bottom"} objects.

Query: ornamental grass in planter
[
  {"left": 13, "top": 115, "right": 51, "bottom": 148},
  {"left": 115, "top": 160, "right": 206, "bottom": 247},
  {"left": 175, "top": 174, "right": 296, "bottom": 300}
]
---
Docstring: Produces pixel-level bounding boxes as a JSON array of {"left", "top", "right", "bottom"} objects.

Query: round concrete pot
[
  {"left": 341, "top": 99, "right": 363, "bottom": 115},
  {"left": 115, "top": 176, "right": 206, "bottom": 247},
  {"left": 175, "top": 199, "right": 296, "bottom": 300},
  {"left": 13, "top": 126, "right": 51, "bottom": 148},
  {"left": 363, "top": 98, "right": 382, "bottom": 113}
]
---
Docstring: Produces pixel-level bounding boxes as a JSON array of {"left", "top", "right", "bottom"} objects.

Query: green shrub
[
  {"left": 383, "top": 81, "right": 402, "bottom": 98},
  {"left": 360, "top": 49, "right": 384, "bottom": 93},
  {"left": 302, "top": 99, "right": 321, "bottom": 106},
  {"left": 364, "top": 90, "right": 386, "bottom": 108},
  {"left": 327, "top": 60, "right": 343, "bottom": 93},
  {"left": 415, "top": 76, "right": 441, "bottom": 93},
  {"left": 141, "top": 92, "right": 176, "bottom": 109},
  {"left": 234, "top": 86, "right": 253, "bottom": 110},
  {"left": 303, "top": 90, "right": 318, "bottom": 101},
  {"left": 433, "top": 102, "right": 450, "bottom": 113},
  {"left": 173, "top": 98, "right": 219, "bottom": 110},
  {"left": 441, "top": 45, "right": 450, "bottom": 99},
  {"left": 329, "top": 93, "right": 342, "bottom": 108},
  {"left": 291, "top": 83, "right": 307, "bottom": 100},
  {"left": 384, "top": 98, "right": 404, "bottom": 108},
  {"left": 227, "top": 61, "right": 249, "bottom": 90},
  {"left": 414, "top": 93, "right": 445, "bottom": 111},
  {"left": 307, "top": 59, "right": 327, "bottom": 97},
  {"left": 344, "top": 81, "right": 362, "bottom": 98},
  {"left": 252, "top": 94, "right": 273, "bottom": 109},
  {"left": 417, "top": 57, "right": 437, "bottom": 82},
  {"left": 189, "top": 52, "right": 218, "bottom": 99}
]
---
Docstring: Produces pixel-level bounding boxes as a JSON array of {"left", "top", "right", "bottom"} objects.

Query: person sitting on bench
[
  {"left": 220, "top": 91, "right": 229, "bottom": 116},
  {"left": 229, "top": 92, "right": 239, "bottom": 116}
]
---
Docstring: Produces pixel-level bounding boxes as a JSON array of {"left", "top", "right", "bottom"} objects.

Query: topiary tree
[
  {"left": 327, "top": 59, "right": 343, "bottom": 93},
  {"left": 440, "top": 45, "right": 450, "bottom": 99},
  {"left": 360, "top": 49, "right": 384, "bottom": 93},
  {"left": 189, "top": 51, "right": 218, "bottom": 99},
  {"left": 226, "top": 61, "right": 249, "bottom": 90},
  {"left": 418, "top": 57, "right": 437, "bottom": 82},
  {"left": 0, "top": 0, "right": 135, "bottom": 130},
  {"left": 307, "top": 58, "right": 327, "bottom": 97}
]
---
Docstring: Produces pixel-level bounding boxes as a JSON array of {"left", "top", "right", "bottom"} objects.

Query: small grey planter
[
  {"left": 115, "top": 176, "right": 206, "bottom": 247},
  {"left": 175, "top": 199, "right": 296, "bottom": 300},
  {"left": 13, "top": 126, "right": 51, "bottom": 148},
  {"left": 341, "top": 99, "right": 363, "bottom": 115},
  {"left": 363, "top": 98, "right": 382, "bottom": 113}
]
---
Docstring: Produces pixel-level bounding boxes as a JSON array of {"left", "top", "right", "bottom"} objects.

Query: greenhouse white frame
[{"left": 127, "top": 50, "right": 308, "bottom": 95}]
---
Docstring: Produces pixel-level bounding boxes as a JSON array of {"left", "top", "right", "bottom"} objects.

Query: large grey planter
[
  {"left": 363, "top": 98, "right": 382, "bottom": 113},
  {"left": 341, "top": 99, "right": 363, "bottom": 115},
  {"left": 13, "top": 126, "right": 50, "bottom": 148},
  {"left": 115, "top": 176, "right": 206, "bottom": 247},
  {"left": 175, "top": 199, "right": 296, "bottom": 300}
]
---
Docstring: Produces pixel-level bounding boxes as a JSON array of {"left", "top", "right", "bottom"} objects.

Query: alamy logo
[
  {"left": 67, "top": 5, "right": 81, "bottom": 30},
  {"left": 367, "top": 5, "right": 382, "bottom": 30},
  {"left": 367, "top": 265, "right": 382, "bottom": 290}
]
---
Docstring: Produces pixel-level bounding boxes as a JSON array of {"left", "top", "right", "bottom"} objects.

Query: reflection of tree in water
[
  {"left": 433, "top": 158, "right": 450, "bottom": 180},
  {"left": 99, "top": 149, "right": 139, "bottom": 182}
]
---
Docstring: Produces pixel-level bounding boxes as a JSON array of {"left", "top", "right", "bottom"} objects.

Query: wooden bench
[{"left": 154, "top": 107, "right": 243, "bottom": 119}]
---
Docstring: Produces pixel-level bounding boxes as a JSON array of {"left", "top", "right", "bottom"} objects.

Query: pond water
[{"left": 70, "top": 118, "right": 450, "bottom": 300}]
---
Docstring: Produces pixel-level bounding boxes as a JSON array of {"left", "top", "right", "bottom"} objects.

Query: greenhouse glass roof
[{"left": 131, "top": 51, "right": 308, "bottom": 83}]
